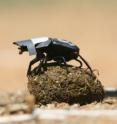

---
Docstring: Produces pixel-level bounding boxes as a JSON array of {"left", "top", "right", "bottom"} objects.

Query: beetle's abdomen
[{"left": 47, "top": 41, "right": 79, "bottom": 61}]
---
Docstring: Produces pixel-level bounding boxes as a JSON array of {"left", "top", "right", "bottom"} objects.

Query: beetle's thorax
[{"left": 31, "top": 37, "right": 49, "bottom": 45}]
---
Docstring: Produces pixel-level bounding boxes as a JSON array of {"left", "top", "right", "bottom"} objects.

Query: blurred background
[{"left": 0, "top": 0, "right": 117, "bottom": 91}]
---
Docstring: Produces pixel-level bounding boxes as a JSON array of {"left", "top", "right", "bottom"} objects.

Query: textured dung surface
[{"left": 28, "top": 65, "right": 104, "bottom": 105}]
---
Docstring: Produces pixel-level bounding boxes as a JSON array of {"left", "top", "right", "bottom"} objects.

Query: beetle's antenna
[{"left": 78, "top": 54, "right": 93, "bottom": 74}]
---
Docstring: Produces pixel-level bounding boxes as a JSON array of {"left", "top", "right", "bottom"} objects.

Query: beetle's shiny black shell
[{"left": 13, "top": 37, "right": 79, "bottom": 61}]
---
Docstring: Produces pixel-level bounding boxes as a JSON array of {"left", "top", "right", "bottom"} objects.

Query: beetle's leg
[
  {"left": 75, "top": 58, "right": 83, "bottom": 68},
  {"left": 27, "top": 57, "right": 39, "bottom": 77},
  {"left": 62, "top": 57, "right": 69, "bottom": 73},
  {"left": 33, "top": 54, "right": 46, "bottom": 74},
  {"left": 43, "top": 55, "right": 48, "bottom": 71},
  {"left": 79, "top": 54, "right": 93, "bottom": 74},
  {"left": 30, "top": 58, "right": 45, "bottom": 76},
  {"left": 35, "top": 58, "right": 45, "bottom": 74},
  {"left": 61, "top": 57, "right": 67, "bottom": 66},
  {"left": 57, "top": 56, "right": 68, "bottom": 73}
]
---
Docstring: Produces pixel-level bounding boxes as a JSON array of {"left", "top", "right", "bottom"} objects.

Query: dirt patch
[{"left": 28, "top": 63, "right": 104, "bottom": 105}]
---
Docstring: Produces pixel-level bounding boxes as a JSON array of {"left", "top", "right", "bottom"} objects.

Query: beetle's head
[
  {"left": 18, "top": 46, "right": 27, "bottom": 54},
  {"left": 13, "top": 42, "right": 27, "bottom": 54}
]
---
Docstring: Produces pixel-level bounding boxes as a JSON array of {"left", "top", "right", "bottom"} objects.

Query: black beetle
[{"left": 13, "top": 37, "right": 93, "bottom": 76}]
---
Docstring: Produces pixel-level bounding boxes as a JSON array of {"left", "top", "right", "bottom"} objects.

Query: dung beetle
[{"left": 13, "top": 37, "right": 93, "bottom": 76}]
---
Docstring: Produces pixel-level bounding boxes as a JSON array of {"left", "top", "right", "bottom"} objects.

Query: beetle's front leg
[
  {"left": 27, "top": 57, "right": 39, "bottom": 77},
  {"left": 38, "top": 58, "right": 45, "bottom": 72}
]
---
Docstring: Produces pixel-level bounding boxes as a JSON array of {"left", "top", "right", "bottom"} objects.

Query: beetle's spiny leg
[
  {"left": 31, "top": 53, "right": 46, "bottom": 75},
  {"left": 78, "top": 54, "right": 93, "bottom": 74},
  {"left": 27, "top": 57, "right": 39, "bottom": 77},
  {"left": 56, "top": 56, "right": 69, "bottom": 73},
  {"left": 36, "top": 59, "right": 45, "bottom": 74},
  {"left": 43, "top": 55, "right": 48, "bottom": 71},
  {"left": 61, "top": 57, "right": 67, "bottom": 66},
  {"left": 62, "top": 57, "right": 69, "bottom": 73},
  {"left": 75, "top": 58, "right": 83, "bottom": 68},
  {"left": 31, "top": 58, "right": 45, "bottom": 76}
]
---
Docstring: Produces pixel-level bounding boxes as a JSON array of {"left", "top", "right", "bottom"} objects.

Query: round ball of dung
[{"left": 27, "top": 65, "right": 104, "bottom": 105}]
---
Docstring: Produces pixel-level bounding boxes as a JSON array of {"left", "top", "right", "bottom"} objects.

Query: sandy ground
[
  {"left": 0, "top": 1, "right": 117, "bottom": 91},
  {"left": 0, "top": 90, "right": 116, "bottom": 124}
]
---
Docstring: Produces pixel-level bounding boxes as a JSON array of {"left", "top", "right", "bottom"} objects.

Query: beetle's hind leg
[
  {"left": 62, "top": 57, "right": 69, "bottom": 73},
  {"left": 43, "top": 55, "right": 48, "bottom": 71},
  {"left": 56, "top": 56, "right": 69, "bottom": 73},
  {"left": 75, "top": 58, "right": 83, "bottom": 68},
  {"left": 78, "top": 54, "right": 93, "bottom": 74}
]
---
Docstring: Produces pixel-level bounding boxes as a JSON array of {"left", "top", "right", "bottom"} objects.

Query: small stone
[
  {"left": 56, "top": 102, "right": 70, "bottom": 109},
  {"left": 0, "top": 92, "right": 11, "bottom": 106},
  {"left": 0, "top": 107, "right": 6, "bottom": 115},
  {"left": 70, "top": 104, "right": 80, "bottom": 109},
  {"left": 25, "top": 94, "right": 35, "bottom": 113},
  {"left": 6, "top": 104, "right": 28, "bottom": 114},
  {"left": 47, "top": 104, "right": 56, "bottom": 109}
]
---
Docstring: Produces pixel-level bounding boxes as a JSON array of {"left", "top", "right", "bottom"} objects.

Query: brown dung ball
[{"left": 28, "top": 65, "right": 104, "bottom": 105}]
